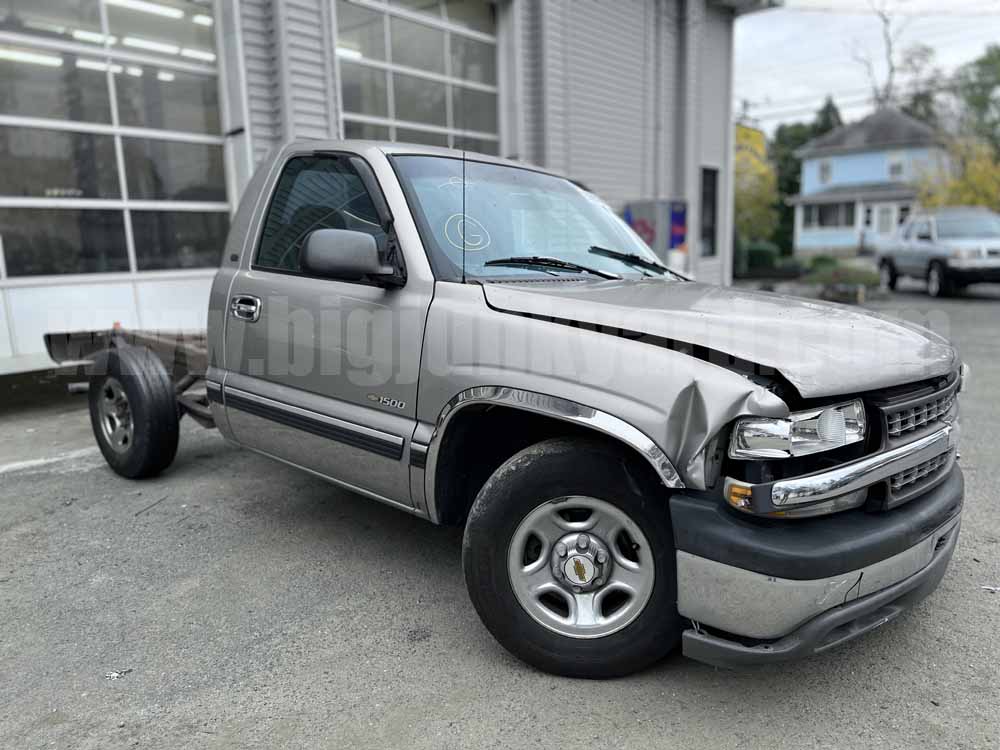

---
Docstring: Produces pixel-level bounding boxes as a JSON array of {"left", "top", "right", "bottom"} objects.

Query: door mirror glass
[{"left": 301, "top": 228, "right": 395, "bottom": 282}]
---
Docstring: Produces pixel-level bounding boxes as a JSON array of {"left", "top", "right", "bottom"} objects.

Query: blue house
[{"left": 791, "top": 108, "right": 951, "bottom": 257}]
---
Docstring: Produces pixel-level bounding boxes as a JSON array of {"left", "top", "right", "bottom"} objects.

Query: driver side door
[{"left": 221, "top": 150, "right": 431, "bottom": 508}]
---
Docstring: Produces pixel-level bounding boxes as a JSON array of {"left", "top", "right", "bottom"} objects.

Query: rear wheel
[
  {"left": 879, "top": 260, "right": 898, "bottom": 291},
  {"left": 88, "top": 346, "right": 179, "bottom": 478},
  {"left": 462, "top": 437, "right": 681, "bottom": 678}
]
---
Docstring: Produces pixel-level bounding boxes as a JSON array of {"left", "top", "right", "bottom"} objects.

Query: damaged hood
[{"left": 481, "top": 279, "right": 958, "bottom": 398}]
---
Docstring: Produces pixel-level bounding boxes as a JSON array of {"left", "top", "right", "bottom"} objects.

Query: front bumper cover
[{"left": 681, "top": 517, "right": 959, "bottom": 667}]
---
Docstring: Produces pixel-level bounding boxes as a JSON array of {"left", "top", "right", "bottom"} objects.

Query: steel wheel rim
[
  {"left": 879, "top": 264, "right": 892, "bottom": 290},
  {"left": 507, "top": 495, "right": 655, "bottom": 639},
  {"left": 98, "top": 377, "right": 133, "bottom": 454},
  {"left": 928, "top": 267, "right": 941, "bottom": 296}
]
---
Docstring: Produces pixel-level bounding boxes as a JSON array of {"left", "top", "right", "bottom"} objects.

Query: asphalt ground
[{"left": 1, "top": 281, "right": 998, "bottom": 749}]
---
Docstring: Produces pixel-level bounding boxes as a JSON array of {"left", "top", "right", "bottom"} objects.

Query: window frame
[
  {"left": 334, "top": 0, "right": 500, "bottom": 153},
  {"left": 250, "top": 149, "right": 403, "bottom": 287}
]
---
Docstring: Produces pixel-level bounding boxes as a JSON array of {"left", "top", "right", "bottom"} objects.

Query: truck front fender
[{"left": 421, "top": 385, "right": 684, "bottom": 524}]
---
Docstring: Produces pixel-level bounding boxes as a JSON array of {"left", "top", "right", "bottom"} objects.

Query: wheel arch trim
[{"left": 423, "top": 386, "right": 684, "bottom": 524}]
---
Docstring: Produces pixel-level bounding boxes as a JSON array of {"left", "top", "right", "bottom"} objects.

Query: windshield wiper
[
  {"left": 484, "top": 255, "right": 621, "bottom": 280},
  {"left": 588, "top": 245, "right": 681, "bottom": 278}
]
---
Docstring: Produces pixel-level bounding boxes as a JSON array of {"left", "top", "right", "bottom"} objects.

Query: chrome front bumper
[
  {"left": 680, "top": 514, "right": 960, "bottom": 667},
  {"left": 725, "top": 422, "right": 958, "bottom": 516}
]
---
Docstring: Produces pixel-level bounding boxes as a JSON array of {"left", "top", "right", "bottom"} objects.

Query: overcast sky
[{"left": 734, "top": 0, "right": 1000, "bottom": 133}]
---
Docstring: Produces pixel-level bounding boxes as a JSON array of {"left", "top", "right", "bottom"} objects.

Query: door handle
[{"left": 230, "top": 295, "right": 261, "bottom": 322}]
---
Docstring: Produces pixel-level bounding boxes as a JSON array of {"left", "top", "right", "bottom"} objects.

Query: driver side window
[
  {"left": 912, "top": 219, "right": 933, "bottom": 241},
  {"left": 255, "top": 155, "right": 386, "bottom": 273}
]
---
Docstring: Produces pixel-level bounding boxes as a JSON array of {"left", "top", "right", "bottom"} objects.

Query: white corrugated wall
[
  {"left": 238, "top": 0, "right": 281, "bottom": 164},
  {"left": 233, "top": 0, "right": 338, "bottom": 166}
]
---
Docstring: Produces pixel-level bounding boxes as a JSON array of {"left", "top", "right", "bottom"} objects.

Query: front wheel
[
  {"left": 927, "top": 261, "right": 955, "bottom": 298},
  {"left": 462, "top": 438, "right": 681, "bottom": 678}
]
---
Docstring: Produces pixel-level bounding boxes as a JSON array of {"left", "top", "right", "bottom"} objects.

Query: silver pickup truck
[
  {"left": 49, "top": 142, "right": 965, "bottom": 678},
  {"left": 877, "top": 207, "right": 1000, "bottom": 297}
]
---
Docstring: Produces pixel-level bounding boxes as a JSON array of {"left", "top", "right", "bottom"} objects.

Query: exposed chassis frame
[{"left": 44, "top": 328, "right": 216, "bottom": 429}]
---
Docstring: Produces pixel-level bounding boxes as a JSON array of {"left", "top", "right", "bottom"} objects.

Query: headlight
[
  {"left": 729, "top": 399, "right": 867, "bottom": 459},
  {"left": 950, "top": 247, "right": 980, "bottom": 260}
]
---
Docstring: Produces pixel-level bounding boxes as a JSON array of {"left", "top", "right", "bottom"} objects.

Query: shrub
[
  {"left": 745, "top": 240, "right": 780, "bottom": 271},
  {"left": 802, "top": 263, "right": 880, "bottom": 287},
  {"left": 808, "top": 254, "right": 838, "bottom": 272}
]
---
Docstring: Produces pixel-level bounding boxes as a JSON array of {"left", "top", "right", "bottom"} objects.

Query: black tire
[
  {"left": 927, "top": 261, "right": 954, "bottom": 298},
  {"left": 462, "top": 437, "right": 681, "bottom": 678},
  {"left": 88, "top": 346, "right": 180, "bottom": 479},
  {"left": 879, "top": 260, "right": 898, "bottom": 291}
]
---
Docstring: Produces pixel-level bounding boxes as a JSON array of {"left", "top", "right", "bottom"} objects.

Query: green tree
[
  {"left": 734, "top": 146, "right": 778, "bottom": 247},
  {"left": 919, "top": 139, "right": 1000, "bottom": 212},
  {"left": 812, "top": 96, "right": 843, "bottom": 134},
  {"left": 898, "top": 43, "right": 946, "bottom": 129},
  {"left": 769, "top": 98, "right": 843, "bottom": 253},
  {"left": 955, "top": 44, "right": 1000, "bottom": 158}
]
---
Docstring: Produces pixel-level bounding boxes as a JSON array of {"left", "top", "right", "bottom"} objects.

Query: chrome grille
[
  {"left": 885, "top": 390, "right": 955, "bottom": 437},
  {"left": 890, "top": 451, "right": 951, "bottom": 492}
]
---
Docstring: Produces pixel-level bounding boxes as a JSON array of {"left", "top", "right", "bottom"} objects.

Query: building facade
[
  {"left": 0, "top": 0, "right": 768, "bottom": 375},
  {"left": 791, "top": 107, "right": 950, "bottom": 258}
]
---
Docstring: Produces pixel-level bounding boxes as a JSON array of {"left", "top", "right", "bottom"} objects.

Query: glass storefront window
[
  {"left": 337, "top": 0, "right": 497, "bottom": 151},
  {"left": 0, "top": 127, "right": 119, "bottom": 198},
  {"left": 131, "top": 210, "right": 228, "bottom": 270},
  {"left": 336, "top": 1, "right": 386, "bottom": 62},
  {"left": 0, "top": 1, "right": 228, "bottom": 278},
  {"left": 451, "top": 35, "right": 495, "bottom": 85},
  {"left": 123, "top": 138, "right": 225, "bottom": 201},
  {"left": 340, "top": 62, "right": 389, "bottom": 117},
  {"left": 107, "top": 0, "right": 216, "bottom": 63},
  {"left": 115, "top": 66, "right": 220, "bottom": 134},
  {"left": 343, "top": 120, "right": 391, "bottom": 140},
  {"left": 390, "top": 16, "right": 445, "bottom": 74},
  {"left": 0, "top": 45, "right": 113, "bottom": 122},
  {"left": 0, "top": 1, "right": 103, "bottom": 46},
  {"left": 393, "top": 72, "right": 447, "bottom": 126},
  {"left": 444, "top": 1, "right": 494, "bottom": 33},
  {"left": 451, "top": 86, "right": 497, "bottom": 133},
  {"left": 454, "top": 136, "right": 498, "bottom": 155},
  {"left": 0, "top": 208, "right": 129, "bottom": 276},
  {"left": 396, "top": 127, "right": 448, "bottom": 147},
  {"left": 391, "top": 0, "right": 443, "bottom": 18}
]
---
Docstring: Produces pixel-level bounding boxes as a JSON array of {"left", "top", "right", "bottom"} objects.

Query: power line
[
  {"left": 735, "top": 23, "right": 1000, "bottom": 82},
  {"left": 751, "top": 71, "right": 1000, "bottom": 121}
]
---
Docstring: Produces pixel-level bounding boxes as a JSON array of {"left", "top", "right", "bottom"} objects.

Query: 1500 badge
[{"left": 367, "top": 394, "right": 406, "bottom": 410}]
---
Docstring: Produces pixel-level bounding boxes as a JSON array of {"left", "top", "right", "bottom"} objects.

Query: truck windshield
[
  {"left": 392, "top": 155, "right": 669, "bottom": 282},
  {"left": 936, "top": 214, "right": 1000, "bottom": 239}
]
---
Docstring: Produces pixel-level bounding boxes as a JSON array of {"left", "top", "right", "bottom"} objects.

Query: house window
[
  {"left": 805, "top": 202, "right": 854, "bottom": 228},
  {"left": 819, "top": 161, "right": 832, "bottom": 183},
  {"left": 803, "top": 204, "right": 819, "bottom": 228},
  {"left": 700, "top": 167, "right": 718, "bottom": 257},
  {"left": 898, "top": 204, "right": 911, "bottom": 225},
  {"left": 889, "top": 160, "right": 904, "bottom": 179},
  {"left": 818, "top": 203, "right": 841, "bottom": 227}
]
